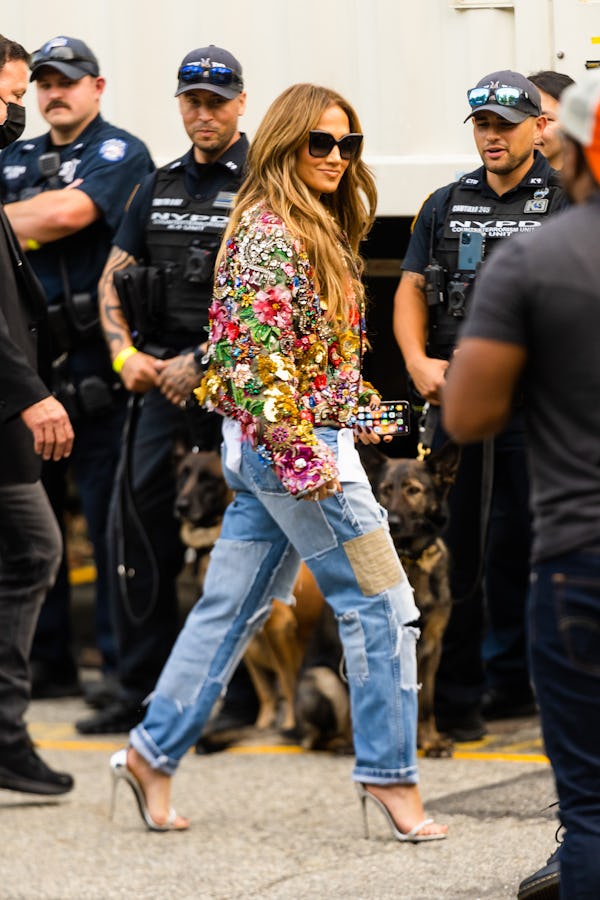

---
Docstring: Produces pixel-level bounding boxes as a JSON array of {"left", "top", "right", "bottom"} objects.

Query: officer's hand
[
  {"left": 156, "top": 353, "right": 200, "bottom": 407},
  {"left": 20, "top": 396, "right": 74, "bottom": 461},
  {"left": 408, "top": 356, "right": 449, "bottom": 405},
  {"left": 120, "top": 351, "right": 163, "bottom": 393}
]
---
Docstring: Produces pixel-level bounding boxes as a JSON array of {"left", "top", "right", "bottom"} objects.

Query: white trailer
[
  {"left": 4, "top": 0, "right": 598, "bottom": 219},
  {"left": 3, "top": 1, "right": 598, "bottom": 398}
]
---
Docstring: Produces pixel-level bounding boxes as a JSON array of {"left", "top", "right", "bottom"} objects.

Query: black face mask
[{"left": 0, "top": 98, "right": 26, "bottom": 148}]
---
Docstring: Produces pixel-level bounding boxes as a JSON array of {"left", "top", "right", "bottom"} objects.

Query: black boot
[
  {"left": 0, "top": 739, "right": 74, "bottom": 795},
  {"left": 517, "top": 842, "right": 561, "bottom": 899}
]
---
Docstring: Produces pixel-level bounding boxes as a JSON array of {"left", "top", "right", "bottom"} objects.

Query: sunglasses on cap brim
[
  {"left": 31, "top": 46, "right": 96, "bottom": 68},
  {"left": 178, "top": 64, "right": 243, "bottom": 89},
  {"left": 308, "top": 130, "right": 363, "bottom": 160},
  {"left": 467, "top": 86, "right": 533, "bottom": 109}
]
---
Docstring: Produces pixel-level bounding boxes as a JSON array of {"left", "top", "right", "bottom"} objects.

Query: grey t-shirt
[{"left": 460, "top": 192, "right": 600, "bottom": 563}]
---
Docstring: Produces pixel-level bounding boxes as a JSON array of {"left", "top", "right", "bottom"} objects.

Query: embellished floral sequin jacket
[{"left": 196, "top": 205, "right": 375, "bottom": 496}]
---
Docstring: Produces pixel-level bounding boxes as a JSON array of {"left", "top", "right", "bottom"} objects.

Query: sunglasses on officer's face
[
  {"left": 467, "top": 86, "right": 532, "bottom": 109},
  {"left": 308, "top": 130, "right": 364, "bottom": 161},
  {"left": 178, "top": 64, "right": 243, "bottom": 89}
]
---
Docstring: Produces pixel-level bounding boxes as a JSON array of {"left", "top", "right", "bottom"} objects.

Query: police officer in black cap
[
  {"left": 393, "top": 70, "right": 568, "bottom": 742},
  {"left": 78, "top": 45, "right": 250, "bottom": 734}
]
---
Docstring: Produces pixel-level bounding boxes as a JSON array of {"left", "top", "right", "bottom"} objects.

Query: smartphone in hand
[{"left": 353, "top": 400, "right": 411, "bottom": 437}]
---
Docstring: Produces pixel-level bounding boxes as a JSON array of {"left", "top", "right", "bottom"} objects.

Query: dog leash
[{"left": 114, "top": 393, "right": 161, "bottom": 625}]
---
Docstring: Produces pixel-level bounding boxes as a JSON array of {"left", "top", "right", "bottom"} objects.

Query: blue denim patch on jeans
[
  {"left": 130, "top": 426, "right": 421, "bottom": 784},
  {"left": 529, "top": 550, "right": 600, "bottom": 899}
]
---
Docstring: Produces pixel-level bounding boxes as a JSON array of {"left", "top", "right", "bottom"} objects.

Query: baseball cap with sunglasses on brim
[
  {"left": 464, "top": 70, "right": 542, "bottom": 124},
  {"left": 30, "top": 36, "right": 100, "bottom": 82},
  {"left": 175, "top": 44, "right": 244, "bottom": 100}
]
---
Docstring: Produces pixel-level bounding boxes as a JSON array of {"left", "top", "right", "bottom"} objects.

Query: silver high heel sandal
[
  {"left": 356, "top": 784, "right": 446, "bottom": 843},
  {"left": 109, "top": 749, "right": 186, "bottom": 832}
]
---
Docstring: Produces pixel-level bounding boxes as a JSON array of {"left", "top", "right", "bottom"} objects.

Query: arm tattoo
[
  {"left": 98, "top": 246, "right": 137, "bottom": 355},
  {"left": 162, "top": 353, "right": 199, "bottom": 395},
  {"left": 403, "top": 270, "right": 426, "bottom": 298}
]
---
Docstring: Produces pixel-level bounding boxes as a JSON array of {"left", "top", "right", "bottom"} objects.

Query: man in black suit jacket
[{"left": 0, "top": 34, "right": 74, "bottom": 795}]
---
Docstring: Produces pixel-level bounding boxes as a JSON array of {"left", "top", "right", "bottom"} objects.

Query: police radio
[
  {"left": 38, "top": 151, "right": 61, "bottom": 185},
  {"left": 18, "top": 152, "right": 62, "bottom": 200},
  {"left": 424, "top": 208, "right": 446, "bottom": 307}
]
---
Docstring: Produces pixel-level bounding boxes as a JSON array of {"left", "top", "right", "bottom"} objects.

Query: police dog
[
  {"left": 294, "top": 442, "right": 460, "bottom": 757},
  {"left": 293, "top": 600, "right": 353, "bottom": 753},
  {"left": 243, "top": 562, "right": 325, "bottom": 732},
  {"left": 173, "top": 439, "right": 233, "bottom": 586},
  {"left": 360, "top": 440, "right": 461, "bottom": 757}
]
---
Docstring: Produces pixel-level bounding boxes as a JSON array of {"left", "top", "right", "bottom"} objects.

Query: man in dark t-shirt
[{"left": 443, "top": 75, "right": 600, "bottom": 900}]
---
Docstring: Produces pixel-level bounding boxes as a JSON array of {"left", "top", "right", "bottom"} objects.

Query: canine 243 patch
[{"left": 99, "top": 139, "right": 128, "bottom": 162}]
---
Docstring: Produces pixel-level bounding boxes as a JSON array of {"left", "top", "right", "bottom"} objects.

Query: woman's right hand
[{"left": 300, "top": 477, "right": 342, "bottom": 502}]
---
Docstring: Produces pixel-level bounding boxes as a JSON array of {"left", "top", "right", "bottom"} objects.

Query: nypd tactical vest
[
  {"left": 428, "top": 169, "right": 563, "bottom": 358},
  {"left": 144, "top": 161, "right": 242, "bottom": 336}
]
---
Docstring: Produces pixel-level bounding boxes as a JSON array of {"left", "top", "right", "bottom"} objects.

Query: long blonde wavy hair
[{"left": 218, "top": 83, "right": 378, "bottom": 326}]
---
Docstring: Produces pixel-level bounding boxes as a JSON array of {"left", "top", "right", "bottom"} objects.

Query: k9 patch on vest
[{"left": 524, "top": 198, "right": 549, "bottom": 213}]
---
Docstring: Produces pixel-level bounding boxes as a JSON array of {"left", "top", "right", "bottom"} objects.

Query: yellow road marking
[
  {"left": 35, "top": 739, "right": 122, "bottom": 752},
  {"left": 225, "top": 745, "right": 306, "bottom": 755},
  {"left": 494, "top": 738, "right": 545, "bottom": 754},
  {"left": 452, "top": 750, "right": 548, "bottom": 764},
  {"left": 31, "top": 728, "right": 549, "bottom": 764}
]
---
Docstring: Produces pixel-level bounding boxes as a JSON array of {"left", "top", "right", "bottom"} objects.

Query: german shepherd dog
[
  {"left": 359, "top": 441, "right": 461, "bottom": 757},
  {"left": 294, "top": 441, "right": 461, "bottom": 757}
]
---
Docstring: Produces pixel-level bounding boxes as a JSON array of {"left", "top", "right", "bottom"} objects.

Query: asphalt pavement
[
  {"left": 0, "top": 695, "right": 558, "bottom": 900},
  {"left": 0, "top": 570, "right": 560, "bottom": 900}
]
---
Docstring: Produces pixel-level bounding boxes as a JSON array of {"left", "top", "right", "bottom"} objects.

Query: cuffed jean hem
[
  {"left": 352, "top": 765, "right": 419, "bottom": 785},
  {"left": 129, "top": 723, "right": 178, "bottom": 776}
]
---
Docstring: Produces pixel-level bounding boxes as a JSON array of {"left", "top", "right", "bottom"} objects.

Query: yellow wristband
[
  {"left": 112, "top": 345, "right": 138, "bottom": 374},
  {"left": 26, "top": 239, "right": 41, "bottom": 251}
]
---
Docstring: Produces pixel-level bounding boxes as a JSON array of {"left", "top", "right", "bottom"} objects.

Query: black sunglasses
[
  {"left": 31, "top": 46, "right": 96, "bottom": 68},
  {"left": 308, "top": 130, "right": 363, "bottom": 161},
  {"left": 178, "top": 64, "right": 243, "bottom": 89}
]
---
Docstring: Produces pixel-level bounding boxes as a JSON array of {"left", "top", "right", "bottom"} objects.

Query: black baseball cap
[
  {"left": 30, "top": 36, "right": 100, "bottom": 82},
  {"left": 465, "top": 70, "right": 542, "bottom": 124},
  {"left": 175, "top": 45, "right": 244, "bottom": 100}
]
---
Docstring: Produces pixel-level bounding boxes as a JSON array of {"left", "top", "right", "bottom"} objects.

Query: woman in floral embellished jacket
[{"left": 114, "top": 83, "right": 448, "bottom": 843}]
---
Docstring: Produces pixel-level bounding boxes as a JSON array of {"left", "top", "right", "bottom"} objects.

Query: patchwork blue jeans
[
  {"left": 529, "top": 550, "right": 600, "bottom": 899},
  {"left": 131, "top": 427, "right": 420, "bottom": 784}
]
